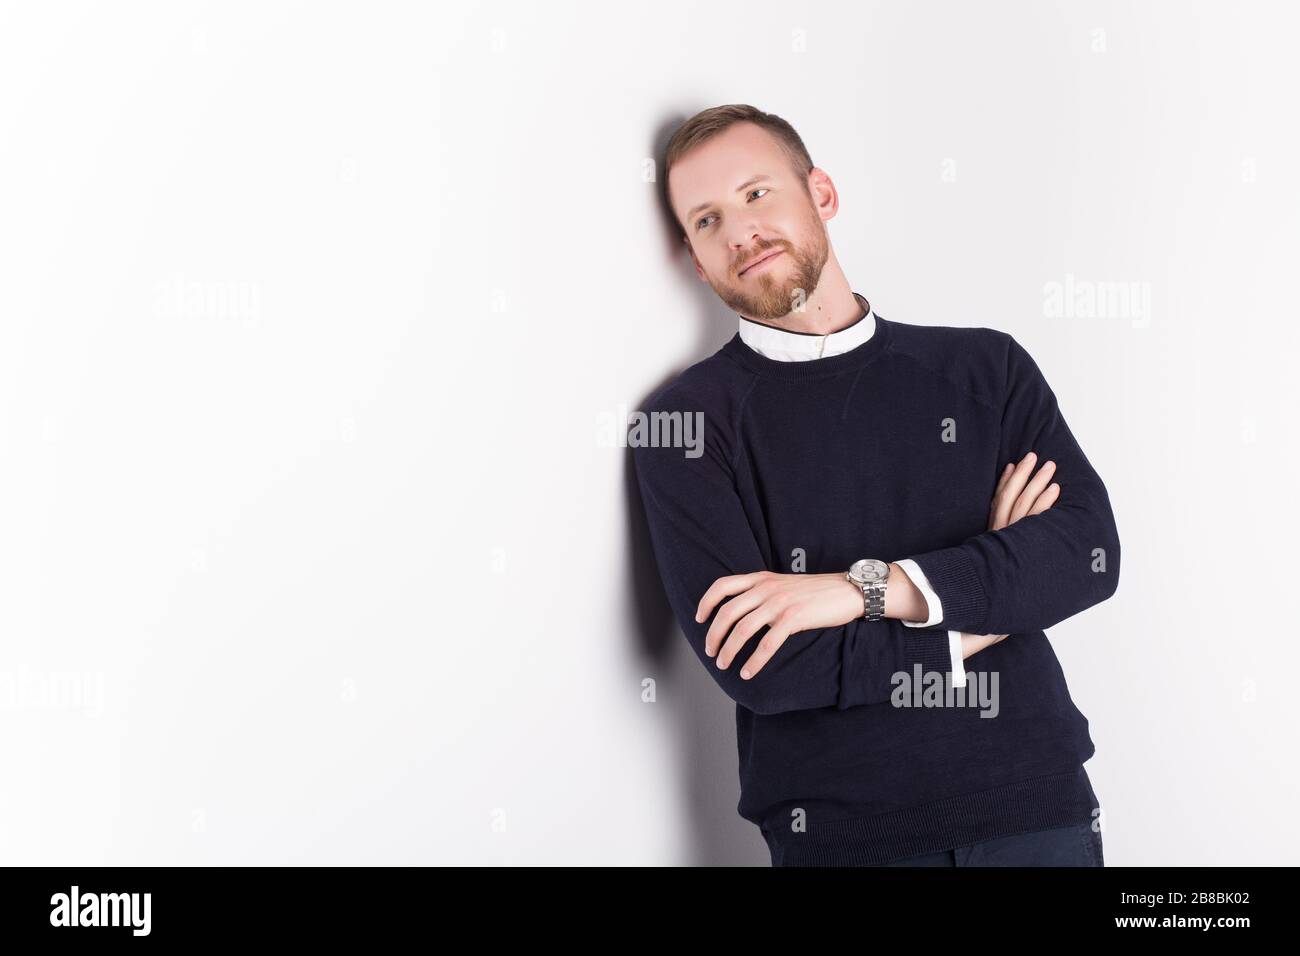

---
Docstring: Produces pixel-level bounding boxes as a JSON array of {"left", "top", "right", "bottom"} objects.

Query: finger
[
  {"left": 1026, "top": 482, "right": 1060, "bottom": 517},
  {"left": 999, "top": 452, "right": 1045, "bottom": 526},
  {"left": 989, "top": 463, "right": 1015, "bottom": 526},
  {"left": 991, "top": 452, "right": 1037, "bottom": 530},
  {"left": 992, "top": 461, "right": 1014, "bottom": 499},
  {"left": 997, "top": 452, "right": 1037, "bottom": 508},
  {"left": 989, "top": 467, "right": 1012, "bottom": 529},
  {"left": 696, "top": 571, "right": 766, "bottom": 625},
  {"left": 1010, "top": 459, "right": 1056, "bottom": 524},
  {"left": 716, "top": 603, "right": 780, "bottom": 670},
  {"left": 961, "top": 632, "right": 1004, "bottom": 659},
  {"left": 703, "top": 582, "right": 770, "bottom": 657},
  {"left": 739, "top": 614, "right": 798, "bottom": 679}
]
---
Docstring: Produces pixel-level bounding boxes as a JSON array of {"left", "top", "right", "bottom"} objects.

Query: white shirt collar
[{"left": 737, "top": 292, "right": 876, "bottom": 361}]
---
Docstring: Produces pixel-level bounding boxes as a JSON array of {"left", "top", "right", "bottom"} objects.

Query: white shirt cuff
[
  {"left": 948, "top": 630, "right": 966, "bottom": 687},
  {"left": 894, "top": 558, "right": 946, "bottom": 628}
]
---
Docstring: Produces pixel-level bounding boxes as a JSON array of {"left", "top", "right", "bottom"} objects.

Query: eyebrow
[{"left": 685, "top": 174, "right": 771, "bottom": 222}]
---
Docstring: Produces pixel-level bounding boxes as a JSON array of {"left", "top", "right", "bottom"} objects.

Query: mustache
[{"left": 737, "top": 243, "right": 789, "bottom": 273}]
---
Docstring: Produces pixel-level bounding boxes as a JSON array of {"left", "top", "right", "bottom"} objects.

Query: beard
[{"left": 704, "top": 211, "right": 830, "bottom": 324}]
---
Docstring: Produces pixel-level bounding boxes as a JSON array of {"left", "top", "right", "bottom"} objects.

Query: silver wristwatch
[{"left": 846, "top": 558, "right": 890, "bottom": 621}]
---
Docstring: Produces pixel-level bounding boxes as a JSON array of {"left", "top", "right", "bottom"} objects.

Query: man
[{"left": 631, "top": 104, "right": 1119, "bottom": 866}]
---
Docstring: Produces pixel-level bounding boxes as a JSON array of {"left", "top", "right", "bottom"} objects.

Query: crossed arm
[
  {"left": 632, "top": 333, "right": 1120, "bottom": 715},
  {"left": 696, "top": 451, "right": 1060, "bottom": 679}
]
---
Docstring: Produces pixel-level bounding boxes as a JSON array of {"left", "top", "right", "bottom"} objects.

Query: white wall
[{"left": 0, "top": 0, "right": 1295, "bottom": 865}]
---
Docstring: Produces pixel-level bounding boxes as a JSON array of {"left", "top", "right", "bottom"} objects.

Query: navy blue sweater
[{"left": 631, "top": 310, "right": 1120, "bottom": 865}]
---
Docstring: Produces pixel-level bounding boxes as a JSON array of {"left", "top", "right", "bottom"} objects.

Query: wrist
[
  {"left": 884, "top": 561, "right": 929, "bottom": 623},
  {"left": 838, "top": 575, "right": 868, "bottom": 622}
]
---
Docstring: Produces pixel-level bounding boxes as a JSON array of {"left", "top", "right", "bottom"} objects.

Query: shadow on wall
[
  {"left": 618, "top": 111, "right": 771, "bottom": 867},
  {"left": 625, "top": 438, "right": 773, "bottom": 867}
]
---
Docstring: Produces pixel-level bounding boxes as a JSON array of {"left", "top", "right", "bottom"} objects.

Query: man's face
[{"left": 669, "top": 122, "right": 831, "bottom": 323}]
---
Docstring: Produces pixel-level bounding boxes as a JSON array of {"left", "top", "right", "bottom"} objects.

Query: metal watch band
[{"left": 846, "top": 572, "right": 887, "bottom": 621}]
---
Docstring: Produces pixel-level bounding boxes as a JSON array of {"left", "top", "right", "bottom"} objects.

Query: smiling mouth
[{"left": 739, "top": 249, "right": 785, "bottom": 276}]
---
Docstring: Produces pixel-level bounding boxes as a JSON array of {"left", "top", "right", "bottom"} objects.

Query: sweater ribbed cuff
[
  {"left": 899, "top": 625, "right": 954, "bottom": 678},
  {"left": 906, "top": 546, "right": 990, "bottom": 633}
]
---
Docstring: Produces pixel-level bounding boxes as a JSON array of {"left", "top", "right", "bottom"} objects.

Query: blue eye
[{"left": 696, "top": 187, "right": 770, "bottom": 231}]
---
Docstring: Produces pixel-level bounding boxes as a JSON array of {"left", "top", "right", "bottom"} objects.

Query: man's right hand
[{"left": 960, "top": 452, "right": 1060, "bottom": 660}]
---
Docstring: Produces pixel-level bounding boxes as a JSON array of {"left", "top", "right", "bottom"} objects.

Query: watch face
[{"left": 850, "top": 559, "right": 888, "bottom": 584}]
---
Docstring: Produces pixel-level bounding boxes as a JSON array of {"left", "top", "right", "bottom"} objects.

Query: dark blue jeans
[
  {"left": 870, "top": 821, "right": 1104, "bottom": 867},
  {"left": 764, "top": 820, "right": 1105, "bottom": 866}
]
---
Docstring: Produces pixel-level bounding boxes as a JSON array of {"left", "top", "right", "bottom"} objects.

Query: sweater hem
[{"left": 762, "top": 765, "right": 1097, "bottom": 866}]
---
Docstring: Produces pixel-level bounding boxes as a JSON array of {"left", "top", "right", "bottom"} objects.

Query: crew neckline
[
  {"left": 738, "top": 294, "right": 876, "bottom": 360},
  {"left": 721, "top": 297, "right": 894, "bottom": 380}
]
